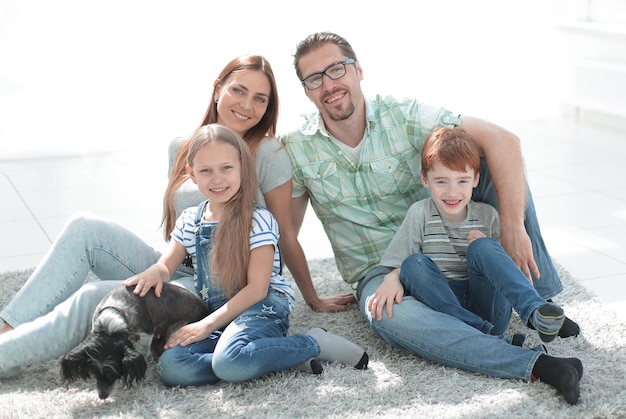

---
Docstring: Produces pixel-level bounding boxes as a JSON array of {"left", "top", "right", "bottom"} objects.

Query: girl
[
  {"left": 125, "top": 124, "right": 367, "bottom": 385},
  {"left": 0, "top": 55, "right": 353, "bottom": 378}
]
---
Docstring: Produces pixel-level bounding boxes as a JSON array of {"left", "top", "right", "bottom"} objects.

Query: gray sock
[
  {"left": 531, "top": 302, "right": 565, "bottom": 343},
  {"left": 307, "top": 328, "right": 369, "bottom": 369}
]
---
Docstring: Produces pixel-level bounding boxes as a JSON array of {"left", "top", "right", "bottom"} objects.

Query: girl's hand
[
  {"left": 309, "top": 293, "right": 358, "bottom": 312},
  {"left": 165, "top": 320, "right": 212, "bottom": 348},
  {"left": 367, "top": 269, "right": 404, "bottom": 320},
  {"left": 467, "top": 229, "right": 487, "bottom": 244},
  {"left": 123, "top": 263, "right": 168, "bottom": 297}
]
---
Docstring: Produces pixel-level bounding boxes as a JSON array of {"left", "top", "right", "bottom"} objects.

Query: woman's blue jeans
[
  {"left": 399, "top": 238, "right": 547, "bottom": 336},
  {"left": 0, "top": 212, "right": 196, "bottom": 376}
]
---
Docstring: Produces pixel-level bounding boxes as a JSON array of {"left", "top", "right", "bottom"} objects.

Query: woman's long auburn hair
[
  {"left": 187, "top": 124, "right": 258, "bottom": 297},
  {"left": 161, "top": 55, "right": 279, "bottom": 240}
]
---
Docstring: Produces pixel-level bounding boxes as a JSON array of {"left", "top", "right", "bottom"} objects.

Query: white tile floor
[{"left": 1, "top": 117, "right": 625, "bottom": 323}]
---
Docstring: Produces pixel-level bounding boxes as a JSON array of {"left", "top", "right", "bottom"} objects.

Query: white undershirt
[{"left": 331, "top": 136, "right": 363, "bottom": 163}]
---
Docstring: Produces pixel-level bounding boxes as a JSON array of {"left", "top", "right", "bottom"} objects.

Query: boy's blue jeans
[
  {"left": 472, "top": 157, "right": 562, "bottom": 299},
  {"left": 399, "top": 238, "right": 547, "bottom": 336}
]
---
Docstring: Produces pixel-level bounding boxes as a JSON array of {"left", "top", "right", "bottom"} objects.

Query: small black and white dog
[{"left": 60, "top": 282, "right": 208, "bottom": 399}]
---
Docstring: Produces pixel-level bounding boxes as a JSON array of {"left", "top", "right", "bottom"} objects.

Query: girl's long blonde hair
[
  {"left": 162, "top": 55, "right": 279, "bottom": 240},
  {"left": 187, "top": 124, "right": 258, "bottom": 297}
]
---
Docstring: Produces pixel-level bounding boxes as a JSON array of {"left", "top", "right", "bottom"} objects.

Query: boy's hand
[{"left": 467, "top": 229, "right": 487, "bottom": 244}]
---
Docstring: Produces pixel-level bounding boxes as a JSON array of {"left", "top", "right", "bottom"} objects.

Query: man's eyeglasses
[{"left": 301, "top": 58, "right": 356, "bottom": 90}]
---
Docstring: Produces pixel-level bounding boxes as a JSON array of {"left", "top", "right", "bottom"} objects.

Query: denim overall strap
[{"left": 194, "top": 200, "right": 229, "bottom": 313}]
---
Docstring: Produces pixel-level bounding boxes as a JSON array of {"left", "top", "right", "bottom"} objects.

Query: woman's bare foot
[{"left": 0, "top": 320, "right": 13, "bottom": 334}]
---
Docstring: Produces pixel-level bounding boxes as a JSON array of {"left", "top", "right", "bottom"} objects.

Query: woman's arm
[
  {"left": 265, "top": 181, "right": 357, "bottom": 312},
  {"left": 164, "top": 244, "right": 274, "bottom": 348}
]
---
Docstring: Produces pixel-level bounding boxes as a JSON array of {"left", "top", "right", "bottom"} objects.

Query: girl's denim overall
[{"left": 157, "top": 201, "right": 320, "bottom": 386}]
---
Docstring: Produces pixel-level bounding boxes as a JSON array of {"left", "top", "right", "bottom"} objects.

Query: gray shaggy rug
[{"left": 1, "top": 259, "right": 625, "bottom": 419}]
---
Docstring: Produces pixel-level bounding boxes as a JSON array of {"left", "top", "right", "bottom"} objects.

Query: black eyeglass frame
[{"left": 300, "top": 58, "right": 356, "bottom": 90}]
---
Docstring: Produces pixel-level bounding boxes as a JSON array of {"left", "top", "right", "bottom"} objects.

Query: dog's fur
[{"left": 60, "top": 283, "right": 209, "bottom": 399}]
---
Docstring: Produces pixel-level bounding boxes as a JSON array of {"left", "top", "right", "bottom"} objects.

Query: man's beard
[{"left": 328, "top": 102, "right": 355, "bottom": 122}]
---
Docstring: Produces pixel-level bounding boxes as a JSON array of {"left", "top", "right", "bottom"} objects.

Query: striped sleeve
[
  {"left": 171, "top": 206, "right": 199, "bottom": 258},
  {"left": 250, "top": 206, "right": 296, "bottom": 311},
  {"left": 250, "top": 206, "right": 279, "bottom": 251}
]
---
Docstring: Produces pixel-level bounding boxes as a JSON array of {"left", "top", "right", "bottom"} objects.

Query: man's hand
[{"left": 500, "top": 225, "right": 539, "bottom": 284}]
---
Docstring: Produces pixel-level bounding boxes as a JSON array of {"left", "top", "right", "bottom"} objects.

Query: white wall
[
  {"left": 0, "top": 0, "right": 564, "bottom": 159},
  {"left": 554, "top": 0, "right": 626, "bottom": 124}
]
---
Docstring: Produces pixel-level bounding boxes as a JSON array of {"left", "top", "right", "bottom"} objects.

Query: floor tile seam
[
  {"left": 528, "top": 173, "right": 620, "bottom": 197},
  {"left": 0, "top": 251, "right": 47, "bottom": 262},
  {"left": 541, "top": 221, "right": 626, "bottom": 236},
  {"left": 575, "top": 271, "right": 626, "bottom": 283},
  {"left": 552, "top": 232, "right": 626, "bottom": 264},
  {"left": 0, "top": 172, "right": 53, "bottom": 243}
]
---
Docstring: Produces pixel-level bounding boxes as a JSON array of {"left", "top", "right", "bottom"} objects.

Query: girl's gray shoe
[{"left": 307, "top": 328, "right": 369, "bottom": 369}]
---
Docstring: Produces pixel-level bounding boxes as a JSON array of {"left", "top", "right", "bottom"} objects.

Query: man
[{"left": 279, "top": 31, "right": 582, "bottom": 405}]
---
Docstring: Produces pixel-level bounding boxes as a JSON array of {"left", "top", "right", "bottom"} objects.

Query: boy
[{"left": 375, "top": 127, "right": 566, "bottom": 343}]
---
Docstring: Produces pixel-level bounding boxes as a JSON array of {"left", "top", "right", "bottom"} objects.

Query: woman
[
  {"left": 0, "top": 55, "right": 354, "bottom": 378},
  {"left": 163, "top": 55, "right": 356, "bottom": 313}
]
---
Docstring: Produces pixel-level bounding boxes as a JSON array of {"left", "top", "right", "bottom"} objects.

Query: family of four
[{"left": 0, "top": 31, "right": 583, "bottom": 405}]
